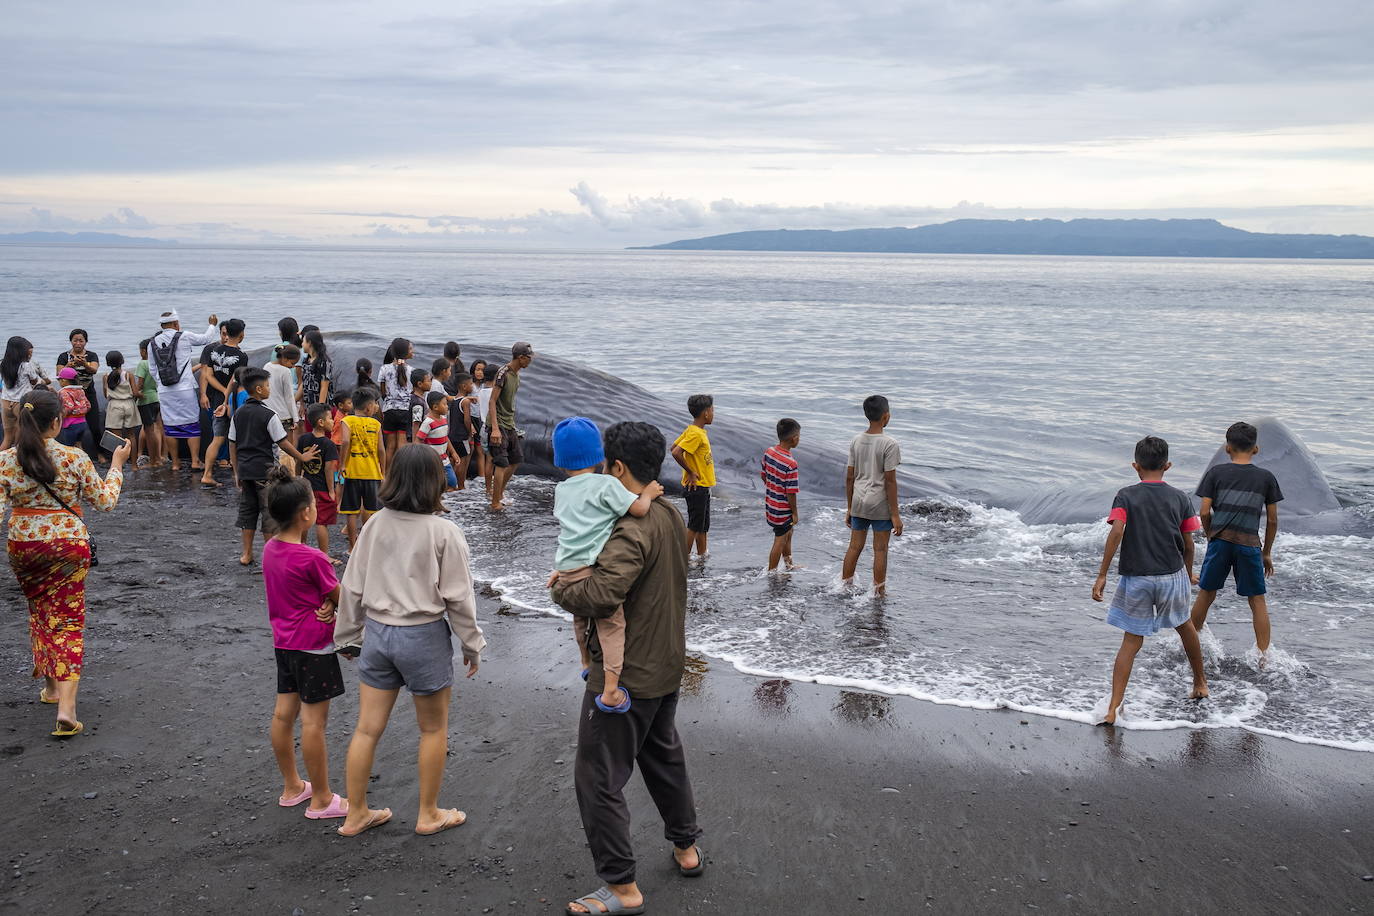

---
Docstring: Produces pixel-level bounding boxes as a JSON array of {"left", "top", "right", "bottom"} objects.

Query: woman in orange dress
[{"left": 0, "top": 390, "right": 129, "bottom": 737}]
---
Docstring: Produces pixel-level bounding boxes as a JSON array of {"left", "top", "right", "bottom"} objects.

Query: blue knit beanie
[{"left": 553, "top": 416, "right": 605, "bottom": 471}]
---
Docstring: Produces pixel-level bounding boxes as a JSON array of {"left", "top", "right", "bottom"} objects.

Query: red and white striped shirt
[
  {"left": 761, "top": 445, "right": 799, "bottom": 525},
  {"left": 417, "top": 415, "right": 451, "bottom": 466}
]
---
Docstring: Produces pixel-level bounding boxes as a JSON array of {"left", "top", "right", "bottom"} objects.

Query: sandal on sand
[
  {"left": 566, "top": 887, "right": 645, "bottom": 915},
  {"left": 39, "top": 688, "right": 58, "bottom": 704},
  {"left": 279, "top": 781, "right": 313, "bottom": 807},
  {"left": 304, "top": 793, "right": 349, "bottom": 820},
  {"left": 672, "top": 846, "right": 705, "bottom": 877},
  {"left": 415, "top": 808, "right": 466, "bottom": 836},
  {"left": 595, "top": 691, "right": 632, "bottom": 714},
  {"left": 51, "top": 720, "right": 83, "bottom": 738},
  {"left": 338, "top": 808, "right": 392, "bottom": 837}
]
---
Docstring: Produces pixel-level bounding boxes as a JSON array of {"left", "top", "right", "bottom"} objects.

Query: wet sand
[{"left": 2, "top": 473, "right": 1371, "bottom": 915}]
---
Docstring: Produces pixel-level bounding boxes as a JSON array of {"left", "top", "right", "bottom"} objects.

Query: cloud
[
  {"left": 16, "top": 206, "right": 156, "bottom": 231},
  {"left": 2, "top": 1, "right": 1372, "bottom": 173}
]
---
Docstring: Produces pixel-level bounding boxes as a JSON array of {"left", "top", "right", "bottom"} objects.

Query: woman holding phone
[{"left": 0, "top": 390, "right": 129, "bottom": 737}]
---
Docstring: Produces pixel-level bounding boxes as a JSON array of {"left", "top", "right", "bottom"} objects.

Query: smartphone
[{"left": 99, "top": 430, "right": 128, "bottom": 454}]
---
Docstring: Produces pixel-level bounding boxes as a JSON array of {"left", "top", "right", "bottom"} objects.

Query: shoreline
[{"left": 2, "top": 473, "right": 1372, "bottom": 914}]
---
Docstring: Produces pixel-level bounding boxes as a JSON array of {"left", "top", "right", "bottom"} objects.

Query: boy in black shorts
[
  {"left": 1190, "top": 422, "right": 1284, "bottom": 661},
  {"left": 408, "top": 367, "right": 431, "bottom": 442},
  {"left": 339, "top": 386, "right": 384, "bottom": 550},
  {"left": 671, "top": 394, "right": 715, "bottom": 559},
  {"left": 228, "top": 368, "right": 320, "bottom": 567}
]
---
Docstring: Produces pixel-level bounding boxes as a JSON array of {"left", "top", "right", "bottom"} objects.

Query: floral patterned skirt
[{"left": 8, "top": 538, "right": 90, "bottom": 681}]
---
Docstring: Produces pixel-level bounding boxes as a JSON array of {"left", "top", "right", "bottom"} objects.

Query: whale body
[
  {"left": 1015, "top": 417, "right": 1356, "bottom": 533},
  {"left": 252, "top": 332, "right": 955, "bottom": 502}
]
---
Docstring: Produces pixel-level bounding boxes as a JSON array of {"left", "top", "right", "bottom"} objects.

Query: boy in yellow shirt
[
  {"left": 671, "top": 394, "right": 715, "bottom": 558},
  {"left": 338, "top": 387, "right": 383, "bottom": 550}
]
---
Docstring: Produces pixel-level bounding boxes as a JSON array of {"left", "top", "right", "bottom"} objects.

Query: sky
[{"left": 2, "top": 0, "right": 1373, "bottom": 247}]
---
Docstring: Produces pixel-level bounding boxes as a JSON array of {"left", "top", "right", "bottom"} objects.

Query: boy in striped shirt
[
  {"left": 417, "top": 390, "right": 462, "bottom": 490},
  {"left": 762, "top": 418, "right": 802, "bottom": 572}
]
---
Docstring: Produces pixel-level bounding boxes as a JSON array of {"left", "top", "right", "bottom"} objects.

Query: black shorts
[
  {"left": 381, "top": 408, "right": 411, "bottom": 436},
  {"left": 138, "top": 403, "right": 161, "bottom": 427},
  {"left": 340, "top": 478, "right": 381, "bottom": 515},
  {"left": 449, "top": 423, "right": 469, "bottom": 458},
  {"left": 275, "top": 648, "right": 345, "bottom": 704},
  {"left": 684, "top": 487, "right": 711, "bottom": 533},
  {"left": 237, "top": 479, "right": 268, "bottom": 531},
  {"left": 488, "top": 426, "right": 523, "bottom": 468},
  {"left": 770, "top": 520, "right": 794, "bottom": 537}
]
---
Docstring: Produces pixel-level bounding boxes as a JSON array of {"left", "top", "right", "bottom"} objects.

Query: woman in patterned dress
[{"left": 0, "top": 390, "right": 129, "bottom": 737}]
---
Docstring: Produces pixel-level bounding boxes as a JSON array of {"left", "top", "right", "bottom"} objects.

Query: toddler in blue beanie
[{"left": 548, "top": 416, "right": 664, "bottom": 713}]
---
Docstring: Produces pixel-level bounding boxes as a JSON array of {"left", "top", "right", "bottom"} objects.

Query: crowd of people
[{"left": 0, "top": 312, "right": 1285, "bottom": 914}]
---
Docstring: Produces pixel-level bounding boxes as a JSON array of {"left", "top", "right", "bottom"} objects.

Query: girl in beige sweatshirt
[{"left": 333, "top": 445, "right": 485, "bottom": 838}]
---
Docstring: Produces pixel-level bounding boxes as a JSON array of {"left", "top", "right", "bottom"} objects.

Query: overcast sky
[{"left": 2, "top": 0, "right": 1372, "bottom": 245}]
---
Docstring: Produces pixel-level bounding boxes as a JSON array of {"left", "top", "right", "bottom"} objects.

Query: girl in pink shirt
[{"left": 261, "top": 465, "right": 348, "bottom": 820}]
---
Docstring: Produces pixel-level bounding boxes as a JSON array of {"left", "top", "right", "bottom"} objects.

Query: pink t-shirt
[{"left": 262, "top": 539, "right": 339, "bottom": 651}]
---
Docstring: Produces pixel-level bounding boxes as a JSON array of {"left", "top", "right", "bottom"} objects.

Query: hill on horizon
[{"left": 633, "top": 218, "right": 1374, "bottom": 259}]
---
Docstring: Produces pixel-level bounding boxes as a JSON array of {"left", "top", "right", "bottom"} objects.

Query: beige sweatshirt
[{"left": 334, "top": 508, "right": 486, "bottom": 663}]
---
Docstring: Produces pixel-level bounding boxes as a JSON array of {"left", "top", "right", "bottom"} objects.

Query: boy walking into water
[
  {"left": 488, "top": 342, "right": 534, "bottom": 512},
  {"left": 1189, "top": 422, "right": 1283, "bottom": 659},
  {"left": 671, "top": 394, "right": 715, "bottom": 558},
  {"left": 842, "top": 395, "right": 903, "bottom": 594},
  {"left": 1091, "top": 436, "right": 1209, "bottom": 725},
  {"left": 762, "top": 418, "right": 801, "bottom": 572}
]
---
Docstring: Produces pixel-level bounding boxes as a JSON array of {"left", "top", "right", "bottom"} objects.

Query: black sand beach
[{"left": 2, "top": 475, "right": 1371, "bottom": 915}]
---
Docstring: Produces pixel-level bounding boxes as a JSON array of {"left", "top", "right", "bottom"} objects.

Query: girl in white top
[
  {"left": 334, "top": 444, "right": 484, "bottom": 839},
  {"left": 1, "top": 336, "right": 50, "bottom": 451}
]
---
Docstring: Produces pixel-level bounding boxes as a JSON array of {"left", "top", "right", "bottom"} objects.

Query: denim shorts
[
  {"left": 1199, "top": 538, "right": 1266, "bottom": 597},
  {"left": 444, "top": 464, "right": 458, "bottom": 488},
  {"left": 356, "top": 618, "right": 454, "bottom": 695},
  {"left": 849, "top": 516, "right": 894, "bottom": 532}
]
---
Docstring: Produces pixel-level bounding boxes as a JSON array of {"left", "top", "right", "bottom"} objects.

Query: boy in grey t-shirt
[{"left": 842, "top": 395, "right": 903, "bottom": 595}]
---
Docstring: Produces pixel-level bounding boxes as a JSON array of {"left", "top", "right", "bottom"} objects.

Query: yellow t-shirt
[
  {"left": 674, "top": 424, "right": 715, "bottom": 488},
  {"left": 343, "top": 415, "right": 382, "bottom": 481}
]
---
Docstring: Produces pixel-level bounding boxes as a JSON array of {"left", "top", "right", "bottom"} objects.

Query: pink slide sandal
[
  {"left": 279, "top": 781, "right": 313, "bottom": 807},
  {"left": 304, "top": 794, "right": 350, "bottom": 820}
]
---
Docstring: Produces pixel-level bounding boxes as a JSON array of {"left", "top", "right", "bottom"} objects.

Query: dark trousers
[
  {"left": 575, "top": 689, "right": 701, "bottom": 885},
  {"left": 82, "top": 385, "right": 103, "bottom": 462}
]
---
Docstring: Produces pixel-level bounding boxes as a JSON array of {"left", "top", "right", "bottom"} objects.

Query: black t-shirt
[
  {"left": 1195, "top": 462, "right": 1283, "bottom": 548},
  {"left": 57, "top": 350, "right": 98, "bottom": 391},
  {"left": 296, "top": 433, "right": 338, "bottom": 493},
  {"left": 1109, "top": 482, "right": 1200, "bottom": 576},
  {"left": 199, "top": 343, "right": 247, "bottom": 409}
]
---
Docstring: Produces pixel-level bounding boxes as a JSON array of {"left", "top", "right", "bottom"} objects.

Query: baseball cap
[{"left": 512, "top": 341, "right": 534, "bottom": 358}]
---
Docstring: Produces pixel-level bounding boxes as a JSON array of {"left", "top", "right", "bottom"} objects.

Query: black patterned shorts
[{"left": 275, "top": 648, "right": 346, "bottom": 704}]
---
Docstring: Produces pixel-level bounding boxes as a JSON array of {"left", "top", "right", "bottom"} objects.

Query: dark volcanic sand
[{"left": 2, "top": 473, "right": 1372, "bottom": 915}]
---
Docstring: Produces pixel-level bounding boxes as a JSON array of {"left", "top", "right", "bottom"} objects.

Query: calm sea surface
[{"left": 3, "top": 245, "right": 1372, "bottom": 749}]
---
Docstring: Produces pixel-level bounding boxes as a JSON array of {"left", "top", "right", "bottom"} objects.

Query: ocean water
[{"left": 4, "top": 244, "right": 1373, "bottom": 750}]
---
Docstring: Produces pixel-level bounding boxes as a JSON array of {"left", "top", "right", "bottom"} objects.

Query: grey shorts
[
  {"left": 212, "top": 411, "right": 231, "bottom": 437},
  {"left": 356, "top": 617, "right": 454, "bottom": 695}
]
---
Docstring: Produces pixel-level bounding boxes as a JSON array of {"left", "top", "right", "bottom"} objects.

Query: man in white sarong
[{"left": 150, "top": 310, "right": 218, "bottom": 468}]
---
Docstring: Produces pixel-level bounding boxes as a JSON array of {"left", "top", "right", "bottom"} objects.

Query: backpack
[{"left": 150, "top": 331, "right": 185, "bottom": 387}]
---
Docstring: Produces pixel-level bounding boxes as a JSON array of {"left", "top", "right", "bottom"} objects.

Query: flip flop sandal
[
  {"left": 39, "top": 688, "right": 58, "bottom": 704},
  {"left": 337, "top": 808, "right": 392, "bottom": 838},
  {"left": 304, "top": 793, "right": 349, "bottom": 819},
  {"left": 279, "top": 781, "right": 313, "bottom": 807},
  {"left": 672, "top": 846, "right": 705, "bottom": 877},
  {"left": 415, "top": 808, "right": 467, "bottom": 836},
  {"left": 594, "top": 692, "right": 632, "bottom": 714},
  {"left": 566, "top": 886, "right": 645, "bottom": 915},
  {"left": 51, "top": 720, "right": 83, "bottom": 738}
]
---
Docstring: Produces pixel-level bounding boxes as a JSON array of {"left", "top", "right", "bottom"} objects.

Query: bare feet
[
  {"left": 1098, "top": 704, "right": 1120, "bottom": 726},
  {"left": 338, "top": 806, "right": 392, "bottom": 837},
  {"left": 415, "top": 808, "right": 466, "bottom": 836},
  {"left": 239, "top": 552, "right": 253, "bottom": 567},
  {"left": 1189, "top": 685, "right": 1210, "bottom": 700}
]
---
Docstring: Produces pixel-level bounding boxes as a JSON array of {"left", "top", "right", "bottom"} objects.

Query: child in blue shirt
[{"left": 546, "top": 417, "right": 662, "bottom": 713}]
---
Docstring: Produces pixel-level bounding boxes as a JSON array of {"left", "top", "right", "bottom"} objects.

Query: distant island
[
  {"left": 633, "top": 218, "right": 1374, "bottom": 259},
  {"left": 0, "top": 231, "right": 171, "bottom": 246}
]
